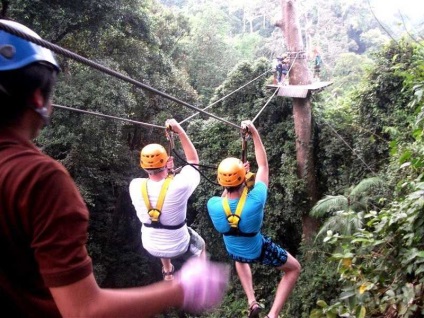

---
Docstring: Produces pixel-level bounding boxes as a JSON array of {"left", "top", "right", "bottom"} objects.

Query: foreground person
[{"left": 0, "top": 19, "right": 229, "bottom": 317}]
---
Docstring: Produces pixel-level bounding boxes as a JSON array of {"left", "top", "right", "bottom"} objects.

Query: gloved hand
[{"left": 176, "top": 257, "right": 230, "bottom": 313}]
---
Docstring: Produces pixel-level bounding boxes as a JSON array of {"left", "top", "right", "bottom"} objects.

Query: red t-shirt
[{"left": 0, "top": 128, "right": 93, "bottom": 317}]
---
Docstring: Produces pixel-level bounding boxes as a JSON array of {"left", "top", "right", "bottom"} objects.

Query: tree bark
[{"left": 279, "top": 0, "right": 320, "bottom": 240}]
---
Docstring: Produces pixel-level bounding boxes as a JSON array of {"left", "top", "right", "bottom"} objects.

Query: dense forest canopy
[{"left": 3, "top": 0, "right": 423, "bottom": 316}]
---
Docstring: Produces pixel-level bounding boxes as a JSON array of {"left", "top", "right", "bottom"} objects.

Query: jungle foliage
[
  {"left": 3, "top": 0, "right": 423, "bottom": 317},
  {"left": 305, "top": 40, "right": 424, "bottom": 318}
]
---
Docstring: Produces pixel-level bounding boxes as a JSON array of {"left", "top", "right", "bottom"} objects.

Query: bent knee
[
  {"left": 282, "top": 255, "right": 301, "bottom": 275},
  {"left": 292, "top": 259, "right": 301, "bottom": 275}
]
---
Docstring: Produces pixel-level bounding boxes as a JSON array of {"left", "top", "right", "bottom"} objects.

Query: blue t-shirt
[{"left": 207, "top": 182, "right": 267, "bottom": 260}]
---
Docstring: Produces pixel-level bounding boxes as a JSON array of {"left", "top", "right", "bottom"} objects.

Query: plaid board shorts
[{"left": 228, "top": 235, "right": 288, "bottom": 267}]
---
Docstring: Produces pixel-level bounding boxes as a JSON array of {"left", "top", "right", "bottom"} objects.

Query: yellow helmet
[
  {"left": 140, "top": 144, "right": 169, "bottom": 169},
  {"left": 217, "top": 157, "right": 246, "bottom": 187}
]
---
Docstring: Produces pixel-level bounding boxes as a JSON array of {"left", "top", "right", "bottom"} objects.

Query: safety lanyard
[
  {"left": 165, "top": 124, "right": 183, "bottom": 174},
  {"left": 241, "top": 127, "right": 255, "bottom": 189},
  {"left": 141, "top": 175, "right": 173, "bottom": 223},
  {"left": 222, "top": 186, "right": 248, "bottom": 229},
  {"left": 241, "top": 128, "right": 248, "bottom": 163},
  {"left": 165, "top": 126, "right": 175, "bottom": 157}
]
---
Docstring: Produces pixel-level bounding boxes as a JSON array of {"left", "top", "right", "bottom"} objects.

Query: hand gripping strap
[
  {"left": 222, "top": 186, "right": 248, "bottom": 229},
  {"left": 141, "top": 175, "right": 173, "bottom": 223}
]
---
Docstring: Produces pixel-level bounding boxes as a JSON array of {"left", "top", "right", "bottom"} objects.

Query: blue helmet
[{"left": 0, "top": 20, "right": 59, "bottom": 71}]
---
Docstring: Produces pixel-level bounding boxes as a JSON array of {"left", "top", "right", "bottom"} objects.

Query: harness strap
[
  {"left": 143, "top": 220, "right": 186, "bottom": 230},
  {"left": 223, "top": 231, "right": 258, "bottom": 237},
  {"left": 222, "top": 186, "right": 248, "bottom": 229},
  {"left": 222, "top": 187, "right": 258, "bottom": 237},
  {"left": 241, "top": 127, "right": 255, "bottom": 190},
  {"left": 141, "top": 175, "right": 173, "bottom": 223}
]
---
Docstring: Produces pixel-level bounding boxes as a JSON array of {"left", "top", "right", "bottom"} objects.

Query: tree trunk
[
  {"left": 279, "top": 0, "right": 320, "bottom": 240},
  {"left": 243, "top": 8, "right": 246, "bottom": 33}
]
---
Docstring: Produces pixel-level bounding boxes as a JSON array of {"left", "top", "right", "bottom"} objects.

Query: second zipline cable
[{"left": 0, "top": 21, "right": 240, "bottom": 130}]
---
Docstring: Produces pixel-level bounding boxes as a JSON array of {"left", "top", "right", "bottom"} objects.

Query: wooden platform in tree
[{"left": 266, "top": 81, "right": 333, "bottom": 98}]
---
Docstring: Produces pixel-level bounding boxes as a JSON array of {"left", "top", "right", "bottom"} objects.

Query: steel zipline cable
[
  {"left": 179, "top": 69, "right": 272, "bottom": 124},
  {"left": 52, "top": 70, "right": 272, "bottom": 129},
  {"left": 252, "top": 87, "right": 280, "bottom": 123},
  {"left": 287, "top": 51, "right": 299, "bottom": 75},
  {"left": 248, "top": 51, "right": 300, "bottom": 123},
  {"left": 0, "top": 21, "right": 240, "bottom": 130},
  {"left": 52, "top": 104, "right": 165, "bottom": 129},
  {"left": 319, "top": 117, "right": 376, "bottom": 175}
]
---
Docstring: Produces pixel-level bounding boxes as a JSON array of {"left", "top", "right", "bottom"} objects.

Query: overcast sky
[{"left": 370, "top": 0, "right": 423, "bottom": 23}]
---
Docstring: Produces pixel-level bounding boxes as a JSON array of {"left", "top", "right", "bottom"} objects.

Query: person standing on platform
[{"left": 313, "top": 47, "right": 322, "bottom": 81}]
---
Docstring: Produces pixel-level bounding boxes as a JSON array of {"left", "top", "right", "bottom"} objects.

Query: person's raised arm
[
  {"left": 50, "top": 273, "right": 183, "bottom": 317},
  {"left": 241, "top": 120, "right": 268, "bottom": 187},
  {"left": 166, "top": 119, "right": 199, "bottom": 165},
  {"left": 50, "top": 257, "right": 229, "bottom": 317}
]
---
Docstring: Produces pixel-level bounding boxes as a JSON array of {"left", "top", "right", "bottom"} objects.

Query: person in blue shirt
[
  {"left": 275, "top": 59, "right": 288, "bottom": 84},
  {"left": 207, "top": 120, "right": 301, "bottom": 318}
]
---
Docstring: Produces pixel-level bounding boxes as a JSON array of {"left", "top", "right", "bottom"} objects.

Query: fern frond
[
  {"left": 350, "top": 177, "right": 384, "bottom": 197},
  {"left": 310, "top": 195, "right": 348, "bottom": 217}
]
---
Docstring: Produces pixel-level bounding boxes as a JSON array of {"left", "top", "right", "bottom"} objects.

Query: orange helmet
[
  {"left": 140, "top": 144, "right": 169, "bottom": 169},
  {"left": 217, "top": 157, "right": 246, "bottom": 187}
]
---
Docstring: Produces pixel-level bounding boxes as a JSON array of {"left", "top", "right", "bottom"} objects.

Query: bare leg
[
  {"left": 266, "top": 253, "right": 301, "bottom": 318},
  {"left": 160, "top": 258, "right": 174, "bottom": 281},
  {"left": 235, "top": 261, "right": 256, "bottom": 305},
  {"left": 199, "top": 244, "right": 207, "bottom": 260}
]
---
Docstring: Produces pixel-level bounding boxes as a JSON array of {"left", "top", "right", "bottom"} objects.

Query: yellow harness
[
  {"left": 141, "top": 175, "right": 173, "bottom": 225},
  {"left": 222, "top": 187, "right": 248, "bottom": 230},
  {"left": 222, "top": 186, "right": 258, "bottom": 237}
]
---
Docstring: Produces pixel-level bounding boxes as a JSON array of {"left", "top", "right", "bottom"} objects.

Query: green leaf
[
  {"left": 310, "top": 309, "right": 323, "bottom": 318},
  {"left": 356, "top": 306, "right": 366, "bottom": 318},
  {"left": 339, "top": 290, "right": 356, "bottom": 300},
  {"left": 316, "top": 300, "right": 328, "bottom": 308},
  {"left": 326, "top": 312, "right": 337, "bottom": 318}
]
